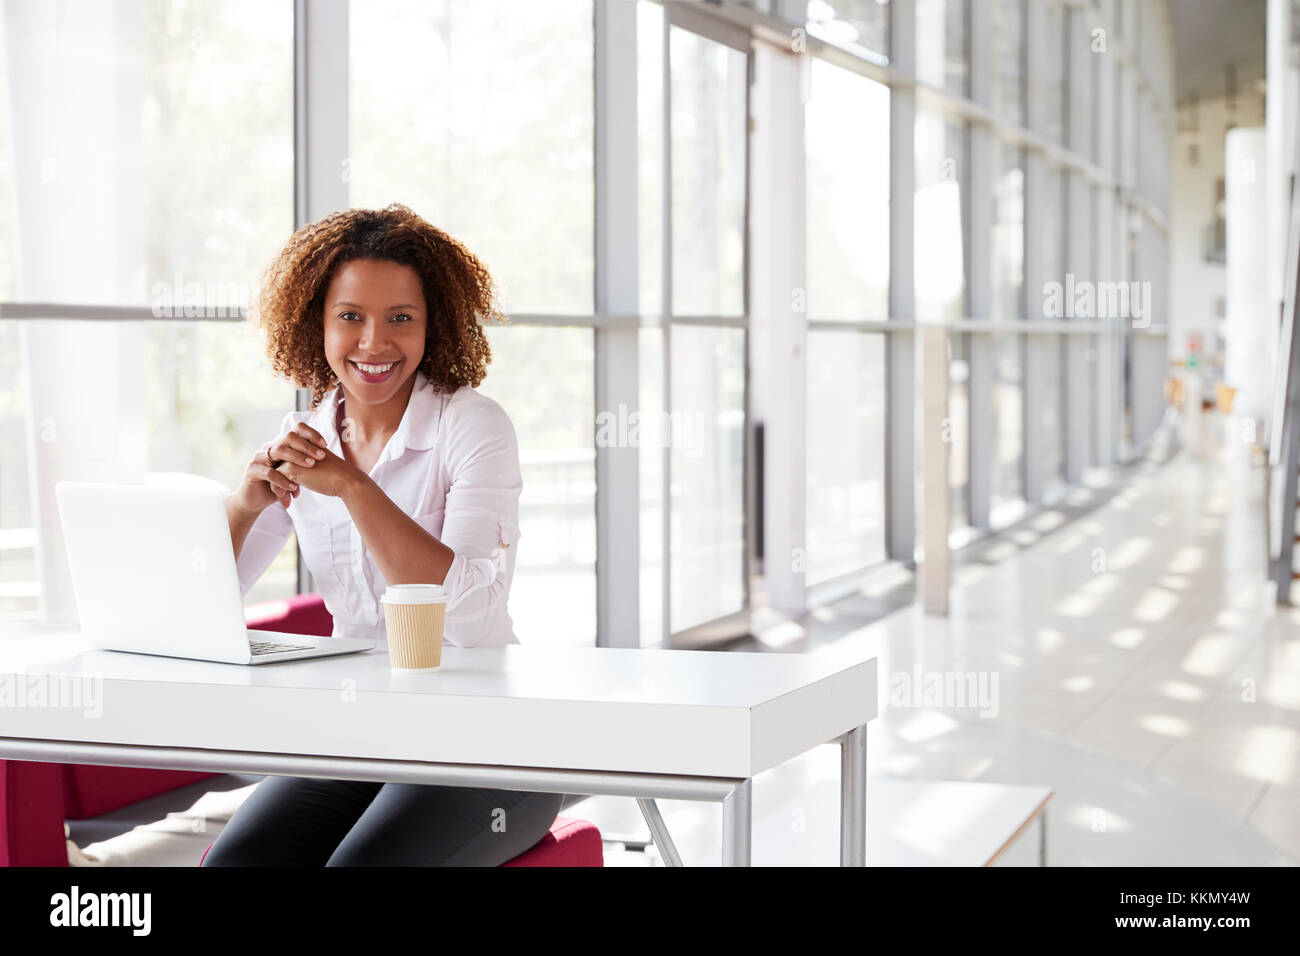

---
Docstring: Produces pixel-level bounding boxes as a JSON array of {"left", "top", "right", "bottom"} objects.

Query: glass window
[
  {"left": 806, "top": 331, "right": 887, "bottom": 583},
  {"left": 1064, "top": 7, "right": 1087, "bottom": 157},
  {"left": 992, "top": 0, "right": 1025, "bottom": 126},
  {"left": 1091, "top": 30, "right": 1105, "bottom": 166},
  {"left": 637, "top": 1, "right": 666, "bottom": 646},
  {"left": 1039, "top": 164, "right": 1065, "bottom": 312},
  {"left": 988, "top": 143, "right": 1028, "bottom": 518},
  {"left": 639, "top": 325, "right": 665, "bottom": 646},
  {"left": 670, "top": 325, "right": 745, "bottom": 632},
  {"left": 806, "top": 58, "right": 890, "bottom": 320},
  {"left": 916, "top": 0, "right": 968, "bottom": 98},
  {"left": 990, "top": 333, "right": 1024, "bottom": 519},
  {"left": 670, "top": 26, "right": 747, "bottom": 317},
  {"left": 1040, "top": 165, "right": 1065, "bottom": 492},
  {"left": 1091, "top": 331, "right": 1105, "bottom": 466},
  {"left": 949, "top": 332, "right": 971, "bottom": 532},
  {"left": 1041, "top": 0, "right": 1066, "bottom": 143},
  {"left": 638, "top": 0, "right": 665, "bottom": 320},
  {"left": 0, "top": 318, "right": 300, "bottom": 617},
  {"left": 1041, "top": 336, "right": 1064, "bottom": 495},
  {"left": 0, "top": 321, "right": 36, "bottom": 619},
  {"left": 915, "top": 113, "right": 968, "bottom": 322},
  {"left": 805, "top": 0, "right": 890, "bottom": 61},
  {"left": 993, "top": 145, "right": 1024, "bottom": 321},
  {"left": 0, "top": 0, "right": 293, "bottom": 307},
  {"left": 0, "top": 11, "right": 12, "bottom": 301},
  {"left": 733, "top": 0, "right": 776, "bottom": 17},
  {"left": 477, "top": 326, "right": 595, "bottom": 647},
  {"left": 349, "top": 0, "right": 594, "bottom": 315}
]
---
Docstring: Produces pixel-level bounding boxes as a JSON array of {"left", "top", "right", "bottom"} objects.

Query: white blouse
[{"left": 234, "top": 368, "right": 522, "bottom": 648}]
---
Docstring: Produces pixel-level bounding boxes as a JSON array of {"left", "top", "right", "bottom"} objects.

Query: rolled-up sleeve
[
  {"left": 234, "top": 500, "right": 293, "bottom": 598},
  {"left": 438, "top": 397, "right": 522, "bottom": 647},
  {"left": 233, "top": 410, "right": 296, "bottom": 598}
]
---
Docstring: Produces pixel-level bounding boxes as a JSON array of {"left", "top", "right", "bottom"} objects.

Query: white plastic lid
[{"left": 381, "top": 583, "right": 447, "bottom": 605}]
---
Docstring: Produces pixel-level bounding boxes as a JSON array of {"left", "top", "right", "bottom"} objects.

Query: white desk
[{"left": 0, "top": 622, "right": 877, "bottom": 866}]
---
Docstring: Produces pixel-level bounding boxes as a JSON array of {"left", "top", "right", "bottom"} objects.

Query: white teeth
[{"left": 354, "top": 361, "right": 396, "bottom": 374}]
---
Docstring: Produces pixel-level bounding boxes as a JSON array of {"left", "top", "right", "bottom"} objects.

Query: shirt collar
[{"left": 309, "top": 367, "right": 444, "bottom": 459}]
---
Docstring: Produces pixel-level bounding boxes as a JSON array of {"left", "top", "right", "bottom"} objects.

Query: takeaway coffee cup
[{"left": 380, "top": 584, "right": 447, "bottom": 669}]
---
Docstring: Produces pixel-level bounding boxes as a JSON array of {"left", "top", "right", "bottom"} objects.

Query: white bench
[{"left": 575, "top": 777, "right": 1053, "bottom": 866}]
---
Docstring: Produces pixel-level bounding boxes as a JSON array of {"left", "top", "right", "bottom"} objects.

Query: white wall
[
  {"left": 1170, "top": 91, "right": 1266, "bottom": 364},
  {"left": 1225, "top": 127, "right": 1272, "bottom": 421}
]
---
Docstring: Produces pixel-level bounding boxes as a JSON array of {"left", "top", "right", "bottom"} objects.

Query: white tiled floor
[
  {"left": 575, "top": 433, "right": 1300, "bottom": 865},
  {"left": 70, "top": 429, "right": 1300, "bottom": 866}
]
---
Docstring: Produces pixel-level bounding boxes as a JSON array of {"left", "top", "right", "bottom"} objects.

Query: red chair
[
  {"left": 501, "top": 817, "right": 603, "bottom": 867},
  {"left": 0, "top": 596, "right": 319, "bottom": 866},
  {"left": 2, "top": 593, "right": 603, "bottom": 867}
]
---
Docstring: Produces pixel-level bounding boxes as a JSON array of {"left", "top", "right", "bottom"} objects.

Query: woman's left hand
[{"left": 275, "top": 448, "right": 359, "bottom": 500}]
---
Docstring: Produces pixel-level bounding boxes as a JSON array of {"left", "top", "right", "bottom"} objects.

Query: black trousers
[{"left": 201, "top": 775, "right": 565, "bottom": 867}]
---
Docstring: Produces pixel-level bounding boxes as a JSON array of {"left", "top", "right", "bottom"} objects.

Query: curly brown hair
[{"left": 251, "top": 203, "right": 504, "bottom": 408}]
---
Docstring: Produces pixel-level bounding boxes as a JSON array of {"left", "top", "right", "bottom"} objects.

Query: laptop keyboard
[{"left": 249, "top": 640, "right": 316, "bottom": 656}]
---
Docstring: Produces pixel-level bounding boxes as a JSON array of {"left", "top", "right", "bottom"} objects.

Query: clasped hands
[{"left": 264, "top": 423, "right": 359, "bottom": 506}]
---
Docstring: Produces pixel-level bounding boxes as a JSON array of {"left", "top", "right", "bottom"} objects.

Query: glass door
[{"left": 664, "top": 5, "right": 751, "bottom": 646}]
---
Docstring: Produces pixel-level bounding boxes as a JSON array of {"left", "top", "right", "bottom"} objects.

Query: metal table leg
[
  {"left": 1039, "top": 807, "right": 1048, "bottom": 867},
  {"left": 840, "top": 723, "right": 867, "bottom": 866},
  {"left": 721, "top": 779, "right": 752, "bottom": 866},
  {"left": 636, "top": 797, "right": 685, "bottom": 867}
]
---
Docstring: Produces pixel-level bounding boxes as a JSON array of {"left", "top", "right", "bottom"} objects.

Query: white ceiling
[{"left": 1171, "top": 0, "right": 1268, "bottom": 105}]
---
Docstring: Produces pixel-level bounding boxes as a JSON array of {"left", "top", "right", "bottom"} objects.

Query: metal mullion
[
  {"left": 504, "top": 312, "right": 628, "bottom": 328},
  {"left": 748, "top": 41, "right": 806, "bottom": 621},
  {"left": 966, "top": 0, "right": 995, "bottom": 532},
  {"left": 0, "top": 303, "right": 619, "bottom": 329},
  {"left": 660, "top": 8, "right": 672, "bottom": 645},
  {"left": 1020, "top": 0, "right": 1048, "bottom": 507},
  {"left": 667, "top": 314, "right": 747, "bottom": 328},
  {"left": 741, "top": 21, "right": 755, "bottom": 620},
  {"left": 1093, "top": 30, "right": 1117, "bottom": 468},
  {"left": 885, "top": 0, "right": 916, "bottom": 565},
  {"left": 1063, "top": 7, "right": 1094, "bottom": 485},
  {"left": 593, "top": 0, "right": 640, "bottom": 650},
  {"left": 292, "top": 0, "right": 348, "bottom": 597},
  {"left": 0, "top": 304, "right": 242, "bottom": 322},
  {"left": 807, "top": 318, "right": 904, "bottom": 332}
]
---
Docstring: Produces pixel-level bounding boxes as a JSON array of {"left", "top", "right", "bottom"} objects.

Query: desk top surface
[
  {"left": 0, "top": 621, "right": 877, "bottom": 778},
  {"left": 0, "top": 621, "right": 874, "bottom": 710}
]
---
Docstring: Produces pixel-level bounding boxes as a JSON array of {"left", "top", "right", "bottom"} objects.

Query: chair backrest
[
  {"left": 0, "top": 760, "right": 69, "bottom": 866},
  {"left": 244, "top": 592, "right": 334, "bottom": 637}
]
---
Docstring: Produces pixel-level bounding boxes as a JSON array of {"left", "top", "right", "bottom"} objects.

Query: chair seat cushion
[{"left": 501, "top": 815, "right": 604, "bottom": 867}]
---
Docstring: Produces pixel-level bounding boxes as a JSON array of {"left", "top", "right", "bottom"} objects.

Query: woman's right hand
[{"left": 231, "top": 424, "right": 331, "bottom": 514}]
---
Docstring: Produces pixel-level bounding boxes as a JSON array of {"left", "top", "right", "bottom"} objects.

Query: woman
[{"left": 205, "top": 204, "right": 564, "bottom": 866}]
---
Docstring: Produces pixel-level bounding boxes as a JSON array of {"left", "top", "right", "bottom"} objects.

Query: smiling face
[{"left": 322, "top": 258, "right": 428, "bottom": 409}]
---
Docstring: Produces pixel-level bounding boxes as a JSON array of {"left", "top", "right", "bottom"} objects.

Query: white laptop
[{"left": 54, "top": 480, "right": 375, "bottom": 665}]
